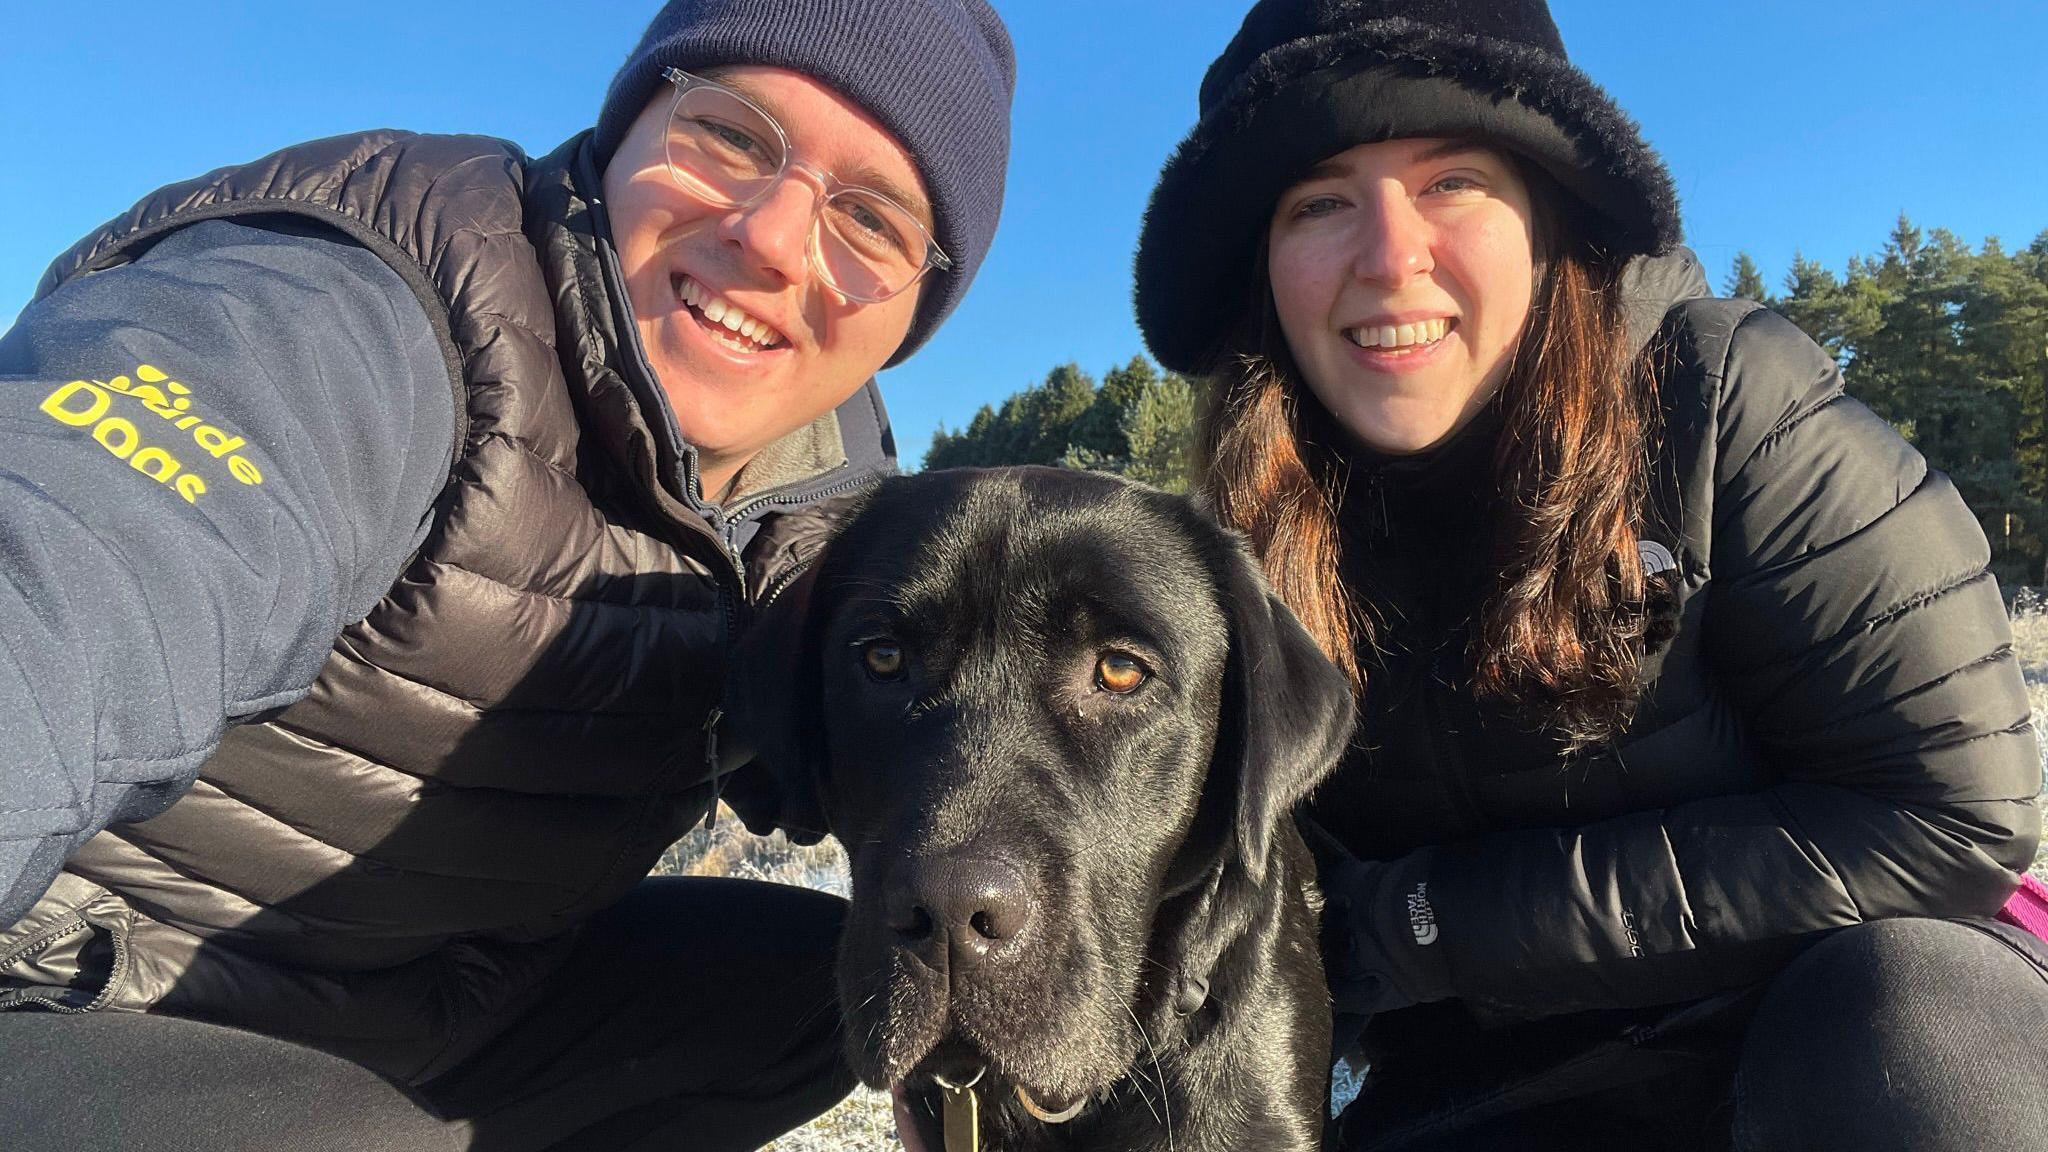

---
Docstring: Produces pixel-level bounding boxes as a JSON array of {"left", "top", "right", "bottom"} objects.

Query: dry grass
[
  {"left": 656, "top": 808, "right": 851, "bottom": 897},
  {"left": 2004, "top": 590, "right": 2048, "bottom": 880},
  {"left": 675, "top": 606, "right": 2048, "bottom": 1147}
]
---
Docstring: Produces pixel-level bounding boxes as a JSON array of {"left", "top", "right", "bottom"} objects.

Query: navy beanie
[{"left": 594, "top": 0, "right": 1016, "bottom": 367}]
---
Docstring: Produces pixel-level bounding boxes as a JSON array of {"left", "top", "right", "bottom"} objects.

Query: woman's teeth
[
  {"left": 677, "top": 275, "right": 785, "bottom": 350},
  {"left": 1346, "top": 317, "right": 1452, "bottom": 351}
]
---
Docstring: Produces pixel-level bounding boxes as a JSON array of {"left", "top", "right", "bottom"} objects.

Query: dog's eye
[
  {"left": 861, "top": 640, "right": 906, "bottom": 680},
  {"left": 1095, "top": 653, "right": 1148, "bottom": 694}
]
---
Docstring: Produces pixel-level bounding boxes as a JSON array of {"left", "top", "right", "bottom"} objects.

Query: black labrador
[{"left": 725, "top": 466, "right": 1354, "bottom": 1151}]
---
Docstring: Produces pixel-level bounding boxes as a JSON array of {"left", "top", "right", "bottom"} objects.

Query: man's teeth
[
  {"left": 678, "top": 275, "right": 784, "bottom": 349},
  {"left": 1347, "top": 318, "right": 1452, "bottom": 350}
]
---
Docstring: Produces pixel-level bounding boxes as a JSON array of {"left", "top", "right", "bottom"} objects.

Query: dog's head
[{"left": 727, "top": 467, "right": 1353, "bottom": 1117}]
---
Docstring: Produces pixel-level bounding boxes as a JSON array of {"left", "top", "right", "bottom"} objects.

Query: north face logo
[
  {"left": 1406, "top": 881, "right": 1439, "bottom": 946},
  {"left": 1638, "top": 539, "right": 1678, "bottom": 577}
]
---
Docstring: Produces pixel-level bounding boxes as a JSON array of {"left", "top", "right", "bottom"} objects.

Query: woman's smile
[
  {"left": 1341, "top": 316, "right": 1458, "bottom": 374},
  {"left": 1268, "top": 138, "right": 1535, "bottom": 454}
]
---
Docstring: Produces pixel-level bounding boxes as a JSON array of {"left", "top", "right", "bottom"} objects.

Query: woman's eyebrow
[
  {"left": 1294, "top": 139, "right": 1497, "bottom": 186},
  {"left": 1298, "top": 157, "right": 1350, "bottom": 183},
  {"left": 1412, "top": 139, "right": 1496, "bottom": 164}
]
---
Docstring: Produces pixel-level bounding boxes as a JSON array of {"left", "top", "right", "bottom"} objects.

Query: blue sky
[{"left": 5, "top": 2, "right": 2045, "bottom": 467}]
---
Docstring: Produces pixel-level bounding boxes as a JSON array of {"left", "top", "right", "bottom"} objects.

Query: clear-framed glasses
[{"left": 659, "top": 67, "right": 951, "bottom": 304}]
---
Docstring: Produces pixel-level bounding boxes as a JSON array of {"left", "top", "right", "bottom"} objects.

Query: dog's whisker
[
  {"left": 823, "top": 575, "right": 910, "bottom": 595},
  {"left": 1126, "top": 1076, "right": 1166, "bottom": 1129},
  {"left": 833, "top": 588, "right": 910, "bottom": 604},
  {"left": 790, "top": 994, "right": 841, "bottom": 1035},
  {"left": 1119, "top": 998, "right": 1175, "bottom": 1146},
  {"left": 1041, "top": 826, "right": 1122, "bottom": 865}
]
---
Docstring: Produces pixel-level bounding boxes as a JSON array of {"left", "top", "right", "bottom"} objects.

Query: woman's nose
[
  {"left": 716, "top": 176, "right": 817, "bottom": 288},
  {"left": 1350, "top": 188, "right": 1434, "bottom": 287}
]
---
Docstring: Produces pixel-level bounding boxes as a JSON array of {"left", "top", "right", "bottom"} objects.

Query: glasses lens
[
  {"left": 665, "top": 86, "right": 784, "bottom": 206},
  {"left": 817, "top": 190, "right": 930, "bottom": 301}
]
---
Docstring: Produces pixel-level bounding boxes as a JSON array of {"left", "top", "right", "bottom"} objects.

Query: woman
[{"left": 1135, "top": 2, "right": 2048, "bottom": 1150}]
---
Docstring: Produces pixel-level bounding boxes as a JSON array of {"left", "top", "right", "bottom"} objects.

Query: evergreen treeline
[
  {"left": 925, "top": 356, "right": 1198, "bottom": 492},
  {"left": 926, "top": 218, "right": 2048, "bottom": 585},
  {"left": 1748, "top": 219, "right": 2048, "bottom": 586}
]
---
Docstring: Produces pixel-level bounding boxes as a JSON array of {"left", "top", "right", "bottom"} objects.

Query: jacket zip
[
  {"left": 677, "top": 450, "right": 751, "bottom": 586},
  {"left": 716, "top": 469, "right": 887, "bottom": 625},
  {"left": 719, "top": 469, "right": 883, "bottom": 536},
  {"left": 680, "top": 448, "right": 887, "bottom": 618},
  {"left": 0, "top": 918, "right": 89, "bottom": 972},
  {"left": 0, "top": 915, "right": 130, "bottom": 1014},
  {"left": 755, "top": 558, "right": 815, "bottom": 614}
]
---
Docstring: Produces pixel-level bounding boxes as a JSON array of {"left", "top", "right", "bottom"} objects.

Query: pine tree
[
  {"left": 1724, "top": 252, "right": 1770, "bottom": 303},
  {"left": 1121, "top": 370, "right": 1197, "bottom": 492},
  {"left": 1960, "top": 233, "right": 2048, "bottom": 581},
  {"left": 1778, "top": 252, "right": 1848, "bottom": 364},
  {"left": 1858, "top": 219, "right": 1973, "bottom": 439},
  {"left": 1026, "top": 363, "right": 1099, "bottom": 464},
  {"left": 1067, "top": 356, "right": 1158, "bottom": 462}
]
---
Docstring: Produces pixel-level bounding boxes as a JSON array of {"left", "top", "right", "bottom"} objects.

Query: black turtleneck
[{"left": 1305, "top": 406, "right": 1577, "bottom": 859}]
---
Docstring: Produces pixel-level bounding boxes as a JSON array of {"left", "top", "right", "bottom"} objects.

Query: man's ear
[
  {"left": 719, "top": 564, "right": 831, "bottom": 844},
  {"left": 1211, "top": 533, "right": 1356, "bottom": 885}
]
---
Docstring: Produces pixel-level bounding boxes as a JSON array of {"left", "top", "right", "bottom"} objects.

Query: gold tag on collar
[{"left": 941, "top": 1082, "right": 981, "bottom": 1152}]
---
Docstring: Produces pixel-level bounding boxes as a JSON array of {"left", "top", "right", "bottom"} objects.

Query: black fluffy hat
[{"left": 1135, "top": 0, "right": 1683, "bottom": 374}]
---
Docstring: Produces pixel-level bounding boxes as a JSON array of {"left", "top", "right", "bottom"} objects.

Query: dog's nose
[{"left": 887, "top": 855, "right": 1033, "bottom": 971}]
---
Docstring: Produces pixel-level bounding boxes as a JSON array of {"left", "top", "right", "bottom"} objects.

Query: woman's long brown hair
[{"left": 1200, "top": 167, "right": 1661, "bottom": 751}]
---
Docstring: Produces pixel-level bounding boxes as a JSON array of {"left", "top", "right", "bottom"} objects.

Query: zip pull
[{"left": 700, "top": 706, "right": 725, "bottom": 832}]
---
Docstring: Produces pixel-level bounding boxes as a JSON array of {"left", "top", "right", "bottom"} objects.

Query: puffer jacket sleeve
[
  {"left": 1419, "top": 305, "right": 2041, "bottom": 1018},
  {"left": 0, "top": 219, "right": 456, "bottom": 926}
]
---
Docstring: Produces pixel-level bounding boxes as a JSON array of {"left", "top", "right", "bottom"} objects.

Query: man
[{"left": 0, "top": 2, "right": 1013, "bottom": 1148}]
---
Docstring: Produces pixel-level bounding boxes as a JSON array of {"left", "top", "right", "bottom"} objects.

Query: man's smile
[{"left": 673, "top": 273, "right": 787, "bottom": 352}]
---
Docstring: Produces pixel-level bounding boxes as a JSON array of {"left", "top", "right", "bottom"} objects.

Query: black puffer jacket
[
  {"left": 0, "top": 131, "right": 891, "bottom": 1079},
  {"left": 1308, "top": 249, "right": 2042, "bottom": 1022}
]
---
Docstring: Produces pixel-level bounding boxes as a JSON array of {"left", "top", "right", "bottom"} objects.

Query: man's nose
[
  {"left": 1350, "top": 186, "right": 1434, "bottom": 287},
  {"left": 716, "top": 173, "right": 818, "bottom": 287}
]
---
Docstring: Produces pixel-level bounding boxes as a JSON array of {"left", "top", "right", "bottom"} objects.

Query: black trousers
[
  {"left": 0, "top": 877, "right": 853, "bottom": 1152},
  {"left": 1336, "top": 917, "right": 2048, "bottom": 1152}
]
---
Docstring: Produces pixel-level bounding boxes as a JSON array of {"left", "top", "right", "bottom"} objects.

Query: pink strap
[{"left": 1996, "top": 873, "right": 2048, "bottom": 941}]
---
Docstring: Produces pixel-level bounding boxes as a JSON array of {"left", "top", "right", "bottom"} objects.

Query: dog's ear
[
  {"left": 1210, "top": 533, "right": 1356, "bottom": 885},
  {"left": 719, "top": 564, "right": 831, "bottom": 844},
  {"left": 1144, "top": 528, "right": 1356, "bottom": 1028}
]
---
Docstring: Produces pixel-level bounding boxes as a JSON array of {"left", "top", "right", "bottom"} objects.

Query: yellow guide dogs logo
[{"left": 38, "top": 364, "right": 264, "bottom": 505}]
